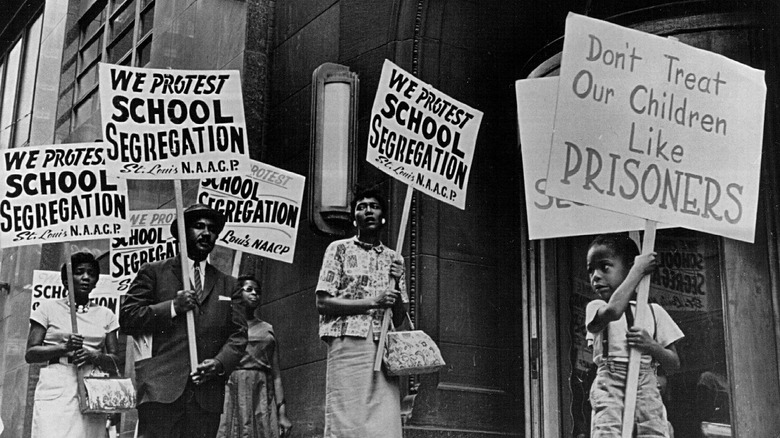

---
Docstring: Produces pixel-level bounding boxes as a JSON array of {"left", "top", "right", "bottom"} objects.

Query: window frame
[{"left": 71, "top": 0, "right": 155, "bottom": 132}]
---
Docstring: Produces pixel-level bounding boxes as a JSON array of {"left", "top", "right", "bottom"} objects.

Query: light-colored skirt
[
  {"left": 32, "top": 363, "right": 107, "bottom": 438},
  {"left": 324, "top": 335, "right": 402, "bottom": 438},
  {"left": 217, "top": 369, "right": 279, "bottom": 438}
]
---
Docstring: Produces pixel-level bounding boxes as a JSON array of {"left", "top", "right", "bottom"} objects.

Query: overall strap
[{"left": 602, "top": 304, "right": 658, "bottom": 361}]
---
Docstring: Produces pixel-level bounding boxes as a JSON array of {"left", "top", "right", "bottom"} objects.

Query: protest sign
[
  {"left": 0, "top": 143, "right": 128, "bottom": 248},
  {"left": 516, "top": 77, "right": 675, "bottom": 239},
  {"left": 545, "top": 13, "right": 765, "bottom": 243},
  {"left": 198, "top": 160, "right": 305, "bottom": 263},
  {"left": 31, "top": 270, "right": 120, "bottom": 314},
  {"left": 367, "top": 59, "right": 483, "bottom": 209},
  {"left": 110, "top": 209, "right": 177, "bottom": 293},
  {"left": 98, "top": 63, "right": 251, "bottom": 179}
]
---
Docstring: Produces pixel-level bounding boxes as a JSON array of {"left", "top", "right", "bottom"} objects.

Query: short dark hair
[
  {"left": 237, "top": 274, "right": 260, "bottom": 291},
  {"left": 350, "top": 188, "right": 387, "bottom": 217},
  {"left": 588, "top": 233, "right": 640, "bottom": 267},
  {"left": 61, "top": 251, "right": 100, "bottom": 283}
]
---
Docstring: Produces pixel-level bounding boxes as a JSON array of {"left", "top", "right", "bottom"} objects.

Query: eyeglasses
[{"left": 241, "top": 286, "right": 260, "bottom": 294}]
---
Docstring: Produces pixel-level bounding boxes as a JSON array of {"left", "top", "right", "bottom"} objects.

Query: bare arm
[
  {"left": 588, "top": 252, "right": 657, "bottom": 334},
  {"left": 627, "top": 329, "right": 681, "bottom": 371},
  {"left": 272, "top": 340, "right": 292, "bottom": 435},
  {"left": 316, "top": 291, "right": 399, "bottom": 316},
  {"left": 25, "top": 321, "right": 80, "bottom": 363},
  {"left": 73, "top": 328, "right": 120, "bottom": 370}
]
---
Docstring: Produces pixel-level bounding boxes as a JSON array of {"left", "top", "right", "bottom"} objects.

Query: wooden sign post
[
  {"left": 98, "top": 64, "right": 252, "bottom": 371},
  {"left": 173, "top": 180, "right": 200, "bottom": 372},
  {"left": 374, "top": 185, "right": 414, "bottom": 371},
  {"left": 624, "top": 221, "right": 657, "bottom": 437},
  {"left": 365, "top": 60, "right": 483, "bottom": 372}
]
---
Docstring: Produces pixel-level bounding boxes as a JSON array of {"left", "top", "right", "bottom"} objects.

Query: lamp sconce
[
  {"left": 0, "top": 282, "right": 10, "bottom": 295},
  {"left": 309, "top": 63, "right": 359, "bottom": 236}
]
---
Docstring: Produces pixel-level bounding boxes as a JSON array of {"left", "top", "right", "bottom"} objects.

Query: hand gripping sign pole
[
  {"left": 173, "top": 180, "right": 200, "bottom": 373},
  {"left": 374, "top": 185, "right": 414, "bottom": 371},
  {"left": 624, "top": 220, "right": 657, "bottom": 438}
]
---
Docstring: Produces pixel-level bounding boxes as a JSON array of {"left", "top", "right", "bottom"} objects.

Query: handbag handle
[
  {"left": 102, "top": 354, "right": 122, "bottom": 376},
  {"left": 388, "top": 311, "right": 415, "bottom": 331}
]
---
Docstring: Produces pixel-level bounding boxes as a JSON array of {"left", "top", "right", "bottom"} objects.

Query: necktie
[{"left": 194, "top": 263, "right": 202, "bottom": 300}]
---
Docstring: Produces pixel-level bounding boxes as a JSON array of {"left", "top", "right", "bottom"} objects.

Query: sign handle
[
  {"left": 65, "top": 245, "right": 78, "bottom": 333},
  {"left": 374, "top": 185, "right": 414, "bottom": 371},
  {"left": 65, "top": 244, "right": 90, "bottom": 410},
  {"left": 231, "top": 250, "right": 243, "bottom": 277},
  {"left": 173, "top": 180, "right": 199, "bottom": 373},
  {"left": 622, "top": 219, "right": 657, "bottom": 438}
]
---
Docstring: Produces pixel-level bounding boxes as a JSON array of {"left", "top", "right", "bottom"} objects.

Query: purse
[
  {"left": 80, "top": 356, "right": 137, "bottom": 414},
  {"left": 383, "top": 313, "right": 446, "bottom": 376}
]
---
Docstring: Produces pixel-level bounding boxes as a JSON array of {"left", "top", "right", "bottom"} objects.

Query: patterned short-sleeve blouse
[{"left": 316, "top": 237, "right": 408, "bottom": 339}]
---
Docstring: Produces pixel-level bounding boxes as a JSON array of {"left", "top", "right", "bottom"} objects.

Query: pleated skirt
[{"left": 217, "top": 369, "right": 279, "bottom": 438}]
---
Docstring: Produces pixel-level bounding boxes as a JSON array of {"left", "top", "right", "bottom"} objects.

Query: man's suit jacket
[{"left": 119, "top": 255, "right": 247, "bottom": 412}]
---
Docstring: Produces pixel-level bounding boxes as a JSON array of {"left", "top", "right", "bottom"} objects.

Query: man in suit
[{"left": 120, "top": 204, "right": 247, "bottom": 438}]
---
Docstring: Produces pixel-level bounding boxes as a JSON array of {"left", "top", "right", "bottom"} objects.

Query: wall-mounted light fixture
[{"left": 309, "top": 63, "right": 359, "bottom": 235}]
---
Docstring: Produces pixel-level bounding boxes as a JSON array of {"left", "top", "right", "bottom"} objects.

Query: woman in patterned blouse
[{"left": 315, "top": 188, "right": 408, "bottom": 437}]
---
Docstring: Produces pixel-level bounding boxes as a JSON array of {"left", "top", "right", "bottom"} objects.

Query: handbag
[
  {"left": 80, "top": 355, "right": 137, "bottom": 414},
  {"left": 383, "top": 313, "right": 446, "bottom": 376}
]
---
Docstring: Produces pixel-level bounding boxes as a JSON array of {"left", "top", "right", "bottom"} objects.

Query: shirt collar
[{"left": 352, "top": 236, "right": 384, "bottom": 253}]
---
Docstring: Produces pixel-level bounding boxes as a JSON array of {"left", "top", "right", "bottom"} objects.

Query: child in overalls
[{"left": 585, "top": 234, "right": 684, "bottom": 437}]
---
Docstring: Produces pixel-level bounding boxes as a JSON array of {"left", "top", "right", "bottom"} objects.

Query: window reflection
[{"left": 565, "top": 230, "right": 731, "bottom": 438}]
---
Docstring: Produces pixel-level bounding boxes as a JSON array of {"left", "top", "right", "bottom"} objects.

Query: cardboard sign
[
  {"left": 110, "top": 209, "right": 178, "bottom": 293},
  {"left": 516, "top": 77, "right": 671, "bottom": 239},
  {"left": 0, "top": 143, "right": 128, "bottom": 247},
  {"left": 545, "top": 13, "right": 766, "bottom": 242},
  {"left": 198, "top": 160, "right": 305, "bottom": 263},
  {"left": 367, "top": 59, "right": 483, "bottom": 209},
  {"left": 98, "top": 63, "right": 251, "bottom": 179},
  {"left": 31, "top": 270, "right": 120, "bottom": 315}
]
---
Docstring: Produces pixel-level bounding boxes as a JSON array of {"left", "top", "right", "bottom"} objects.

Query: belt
[{"left": 49, "top": 356, "right": 73, "bottom": 365}]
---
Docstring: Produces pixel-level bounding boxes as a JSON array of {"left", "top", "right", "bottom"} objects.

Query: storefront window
[{"left": 563, "top": 229, "right": 730, "bottom": 438}]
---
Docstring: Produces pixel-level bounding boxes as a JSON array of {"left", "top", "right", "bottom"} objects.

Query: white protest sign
[
  {"left": 110, "top": 209, "right": 178, "bottom": 293},
  {"left": 545, "top": 13, "right": 766, "bottom": 242},
  {"left": 198, "top": 160, "right": 305, "bottom": 263},
  {"left": 31, "top": 270, "right": 120, "bottom": 315},
  {"left": 516, "top": 77, "right": 674, "bottom": 239},
  {"left": 367, "top": 59, "right": 483, "bottom": 209},
  {"left": 98, "top": 63, "right": 251, "bottom": 179},
  {"left": 0, "top": 143, "right": 129, "bottom": 248}
]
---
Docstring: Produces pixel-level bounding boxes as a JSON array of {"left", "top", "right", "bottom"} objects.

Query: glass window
[
  {"left": 12, "top": 14, "right": 43, "bottom": 147},
  {"left": 110, "top": 0, "right": 136, "bottom": 40},
  {"left": 562, "top": 230, "right": 730, "bottom": 438},
  {"left": 76, "top": 63, "right": 100, "bottom": 100},
  {"left": 108, "top": 27, "right": 134, "bottom": 63},
  {"left": 73, "top": 91, "right": 99, "bottom": 128},
  {"left": 82, "top": 9, "right": 107, "bottom": 41},
  {"left": 80, "top": 32, "right": 104, "bottom": 68},
  {"left": 73, "top": 0, "right": 154, "bottom": 132},
  {"left": 140, "top": 5, "right": 154, "bottom": 38},
  {"left": 0, "top": 38, "right": 23, "bottom": 148},
  {"left": 136, "top": 39, "right": 152, "bottom": 67}
]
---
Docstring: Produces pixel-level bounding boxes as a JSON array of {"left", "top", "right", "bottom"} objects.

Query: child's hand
[
  {"left": 626, "top": 327, "right": 656, "bottom": 354},
  {"left": 632, "top": 252, "right": 658, "bottom": 276}
]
